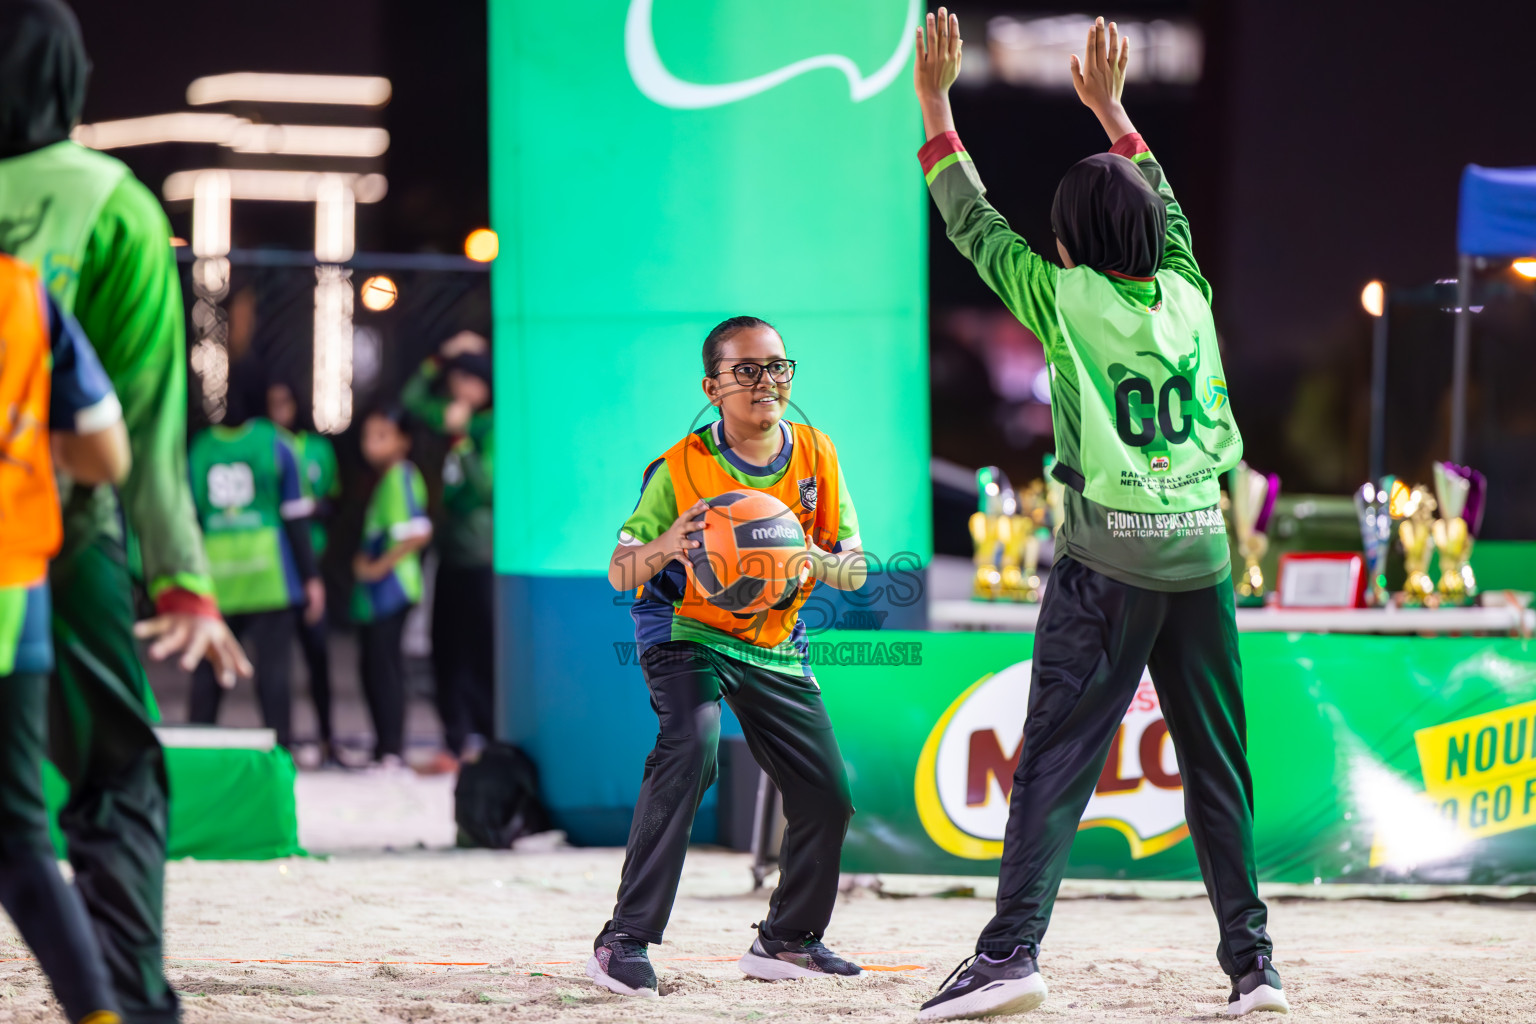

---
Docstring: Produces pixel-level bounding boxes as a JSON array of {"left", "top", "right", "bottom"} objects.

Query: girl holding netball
[{"left": 587, "top": 316, "right": 867, "bottom": 997}]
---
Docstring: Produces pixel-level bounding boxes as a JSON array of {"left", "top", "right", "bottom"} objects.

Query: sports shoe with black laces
[
  {"left": 1227, "top": 954, "right": 1287, "bottom": 1016},
  {"left": 738, "top": 925, "right": 862, "bottom": 980},
  {"left": 586, "top": 929, "right": 658, "bottom": 997},
  {"left": 918, "top": 946, "right": 1047, "bottom": 1021}
]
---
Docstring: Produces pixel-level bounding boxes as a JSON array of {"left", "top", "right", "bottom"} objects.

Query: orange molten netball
[{"left": 684, "top": 490, "right": 808, "bottom": 614}]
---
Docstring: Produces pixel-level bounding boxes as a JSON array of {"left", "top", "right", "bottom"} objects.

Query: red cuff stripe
[
  {"left": 155, "top": 588, "right": 221, "bottom": 620},
  {"left": 1109, "top": 132, "right": 1149, "bottom": 158},
  {"left": 918, "top": 131, "right": 967, "bottom": 175}
]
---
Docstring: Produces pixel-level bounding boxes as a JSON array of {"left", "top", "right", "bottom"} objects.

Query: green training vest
[
  {"left": 0, "top": 141, "right": 129, "bottom": 313},
  {"left": 189, "top": 420, "right": 296, "bottom": 614},
  {"left": 1054, "top": 266, "right": 1242, "bottom": 514}
]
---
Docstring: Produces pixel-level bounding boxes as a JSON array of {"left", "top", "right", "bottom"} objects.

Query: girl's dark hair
[
  {"left": 367, "top": 404, "right": 416, "bottom": 437},
  {"left": 702, "top": 315, "right": 776, "bottom": 377}
]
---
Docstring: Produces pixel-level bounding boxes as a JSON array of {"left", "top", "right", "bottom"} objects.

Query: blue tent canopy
[{"left": 1458, "top": 164, "right": 1536, "bottom": 256}]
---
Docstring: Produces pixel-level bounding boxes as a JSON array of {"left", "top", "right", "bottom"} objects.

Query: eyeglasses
[{"left": 709, "top": 359, "right": 797, "bottom": 387}]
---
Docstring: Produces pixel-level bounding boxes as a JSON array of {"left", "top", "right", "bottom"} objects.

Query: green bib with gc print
[{"left": 1053, "top": 266, "right": 1242, "bottom": 514}]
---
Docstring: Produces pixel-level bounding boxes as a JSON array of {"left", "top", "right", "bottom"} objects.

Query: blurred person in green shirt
[
  {"left": 187, "top": 415, "right": 322, "bottom": 749},
  {"left": 267, "top": 379, "right": 342, "bottom": 763},
  {"left": 402, "top": 331, "right": 494, "bottom": 762},
  {"left": 352, "top": 408, "right": 432, "bottom": 768},
  {"left": 0, "top": 3, "right": 250, "bottom": 1019}
]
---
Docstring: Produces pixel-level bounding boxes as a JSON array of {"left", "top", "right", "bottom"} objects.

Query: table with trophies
[{"left": 932, "top": 460, "right": 1535, "bottom": 637}]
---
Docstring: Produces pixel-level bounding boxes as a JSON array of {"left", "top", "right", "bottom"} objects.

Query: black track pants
[
  {"left": 607, "top": 641, "right": 853, "bottom": 944},
  {"left": 360, "top": 607, "right": 410, "bottom": 759},
  {"left": 297, "top": 611, "right": 333, "bottom": 744},
  {"left": 49, "top": 533, "right": 180, "bottom": 1023},
  {"left": 430, "top": 562, "right": 495, "bottom": 754},
  {"left": 0, "top": 670, "right": 120, "bottom": 1023},
  {"left": 977, "top": 556, "right": 1272, "bottom": 978},
  {"left": 189, "top": 609, "right": 296, "bottom": 748}
]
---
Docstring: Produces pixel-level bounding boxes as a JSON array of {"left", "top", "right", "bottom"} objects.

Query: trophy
[
  {"left": 1432, "top": 462, "right": 1486, "bottom": 606},
  {"left": 999, "top": 482, "right": 1044, "bottom": 603},
  {"left": 969, "top": 467, "right": 1007, "bottom": 601},
  {"left": 1354, "top": 477, "right": 1394, "bottom": 608},
  {"left": 1227, "top": 462, "right": 1280, "bottom": 608},
  {"left": 1395, "top": 484, "right": 1438, "bottom": 607}
]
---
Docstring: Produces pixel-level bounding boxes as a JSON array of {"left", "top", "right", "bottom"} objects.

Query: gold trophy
[
  {"left": 1227, "top": 462, "right": 1277, "bottom": 608},
  {"left": 1431, "top": 462, "right": 1477, "bottom": 606},
  {"left": 1395, "top": 485, "right": 1438, "bottom": 607},
  {"left": 999, "top": 482, "right": 1044, "bottom": 603},
  {"left": 969, "top": 467, "right": 1006, "bottom": 601}
]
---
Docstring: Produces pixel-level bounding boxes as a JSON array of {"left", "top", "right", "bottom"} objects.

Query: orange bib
[
  {"left": 665, "top": 422, "right": 841, "bottom": 648},
  {"left": 0, "top": 256, "right": 61, "bottom": 588}
]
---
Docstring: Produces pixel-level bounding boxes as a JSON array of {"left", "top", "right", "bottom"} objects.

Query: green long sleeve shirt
[
  {"left": 922, "top": 130, "right": 1229, "bottom": 591},
  {"left": 403, "top": 357, "right": 494, "bottom": 567},
  {"left": 74, "top": 173, "right": 214, "bottom": 602}
]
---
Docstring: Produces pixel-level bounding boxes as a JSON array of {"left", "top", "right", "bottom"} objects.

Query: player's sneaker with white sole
[
  {"left": 1227, "top": 954, "right": 1287, "bottom": 1016},
  {"left": 918, "top": 946, "right": 1047, "bottom": 1021},
  {"left": 738, "top": 926, "right": 862, "bottom": 980},
  {"left": 586, "top": 930, "right": 658, "bottom": 997}
]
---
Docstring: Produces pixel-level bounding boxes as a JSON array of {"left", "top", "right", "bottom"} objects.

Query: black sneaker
[
  {"left": 586, "top": 929, "right": 658, "bottom": 997},
  {"left": 1227, "top": 954, "right": 1287, "bottom": 1016},
  {"left": 738, "top": 925, "right": 862, "bottom": 980},
  {"left": 918, "top": 946, "right": 1047, "bottom": 1021}
]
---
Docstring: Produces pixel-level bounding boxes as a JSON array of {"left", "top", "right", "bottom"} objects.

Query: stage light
[
  {"left": 1513, "top": 259, "right": 1536, "bottom": 279},
  {"left": 187, "top": 73, "right": 392, "bottom": 107},
  {"left": 72, "top": 112, "right": 241, "bottom": 149},
  {"left": 464, "top": 228, "right": 499, "bottom": 262},
  {"left": 1361, "top": 280, "right": 1384, "bottom": 318},
  {"left": 360, "top": 275, "right": 398, "bottom": 311},
  {"left": 163, "top": 169, "right": 387, "bottom": 204},
  {"left": 75, "top": 115, "right": 389, "bottom": 158},
  {"left": 313, "top": 265, "right": 355, "bottom": 435},
  {"left": 313, "top": 174, "right": 355, "bottom": 263}
]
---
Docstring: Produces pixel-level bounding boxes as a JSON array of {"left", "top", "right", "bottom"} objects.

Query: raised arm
[
  {"left": 1072, "top": 18, "right": 1209, "bottom": 301},
  {"left": 913, "top": 9, "right": 1061, "bottom": 348}
]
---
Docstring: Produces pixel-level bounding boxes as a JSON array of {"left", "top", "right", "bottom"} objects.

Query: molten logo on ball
[{"left": 685, "top": 490, "right": 808, "bottom": 615}]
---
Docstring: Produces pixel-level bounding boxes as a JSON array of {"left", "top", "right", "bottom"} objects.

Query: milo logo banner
[{"left": 819, "top": 632, "right": 1536, "bottom": 883}]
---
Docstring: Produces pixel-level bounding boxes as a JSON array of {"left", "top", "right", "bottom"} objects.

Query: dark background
[{"left": 69, "top": 0, "right": 1536, "bottom": 536}]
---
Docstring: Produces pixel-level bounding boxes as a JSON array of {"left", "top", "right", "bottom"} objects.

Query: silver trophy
[{"left": 1354, "top": 477, "right": 1393, "bottom": 608}]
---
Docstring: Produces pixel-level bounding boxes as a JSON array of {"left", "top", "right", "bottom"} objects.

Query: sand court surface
[{"left": 3, "top": 842, "right": 1535, "bottom": 1023}]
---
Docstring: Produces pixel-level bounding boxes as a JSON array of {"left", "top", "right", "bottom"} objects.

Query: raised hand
[
  {"left": 1070, "top": 17, "right": 1136, "bottom": 142},
  {"left": 914, "top": 7, "right": 963, "bottom": 102},
  {"left": 1070, "top": 17, "right": 1128, "bottom": 112}
]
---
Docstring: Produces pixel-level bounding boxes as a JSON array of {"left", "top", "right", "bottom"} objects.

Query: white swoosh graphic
[{"left": 625, "top": 0, "right": 920, "bottom": 109}]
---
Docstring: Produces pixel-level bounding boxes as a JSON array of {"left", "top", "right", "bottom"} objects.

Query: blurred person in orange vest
[{"left": 0, "top": 252, "right": 129, "bottom": 1024}]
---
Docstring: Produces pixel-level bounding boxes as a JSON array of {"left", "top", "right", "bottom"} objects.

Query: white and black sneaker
[
  {"left": 738, "top": 925, "right": 862, "bottom": 980},
  {"left": 586, "top": 929, "right": 658, "bottom": 997},
  {"left": 918, "top": 946, "right": 1047, "bottom": 1021},
  {"left": 1227, "top": 954, "right": 1288, "bottom": 1016}
]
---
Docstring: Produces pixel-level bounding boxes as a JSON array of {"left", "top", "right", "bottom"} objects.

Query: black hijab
[
  {"left": 1050, "top": 152, "right": 1166, "bottom": 279},
  {"left": 0, "top": 0, "right": 89, "bottom": 159}
]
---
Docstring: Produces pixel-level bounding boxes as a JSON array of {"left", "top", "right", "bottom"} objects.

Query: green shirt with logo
[
  {"left": 923, "top": 131, "right": 1234, "bottom": 591},
  {"left": 619, "top": 421, "right": 861, "bottom": 675},
  {"left": 189, "top": 419, "right": 311, "bottom": 614}
]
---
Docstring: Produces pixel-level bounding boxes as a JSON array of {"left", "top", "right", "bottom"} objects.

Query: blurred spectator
[
  {"left": 187, "top": 415, "right": 322, "bottom": 748},
  {"left": 267, "top": 380, "right": 342, "bottom": 765},
  {"left": 403, "top": 331, "right": 495, "bottom": 764},
  {"left": 352, "top": 408, "right": 432, "bottom": 769}
]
